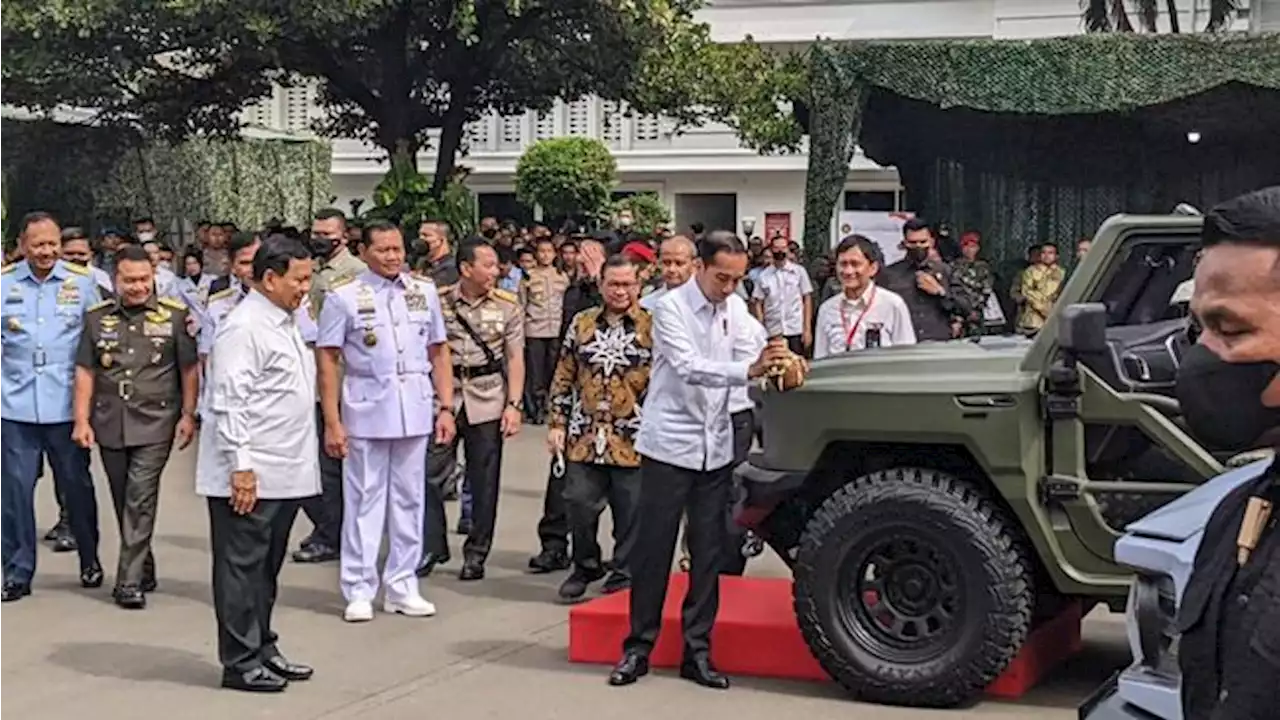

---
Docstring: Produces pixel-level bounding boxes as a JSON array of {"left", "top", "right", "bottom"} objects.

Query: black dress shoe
[
  {"left": 601, "top": 571, "right": 631, "bottom": 595},
  {"left": 113, "top": 585, "right": 146, "bottom": 610},
  {"left": 80, "top": 562, "right": 104, "bottom": 588},
  {"left": 455, "top": 517, "right": 473, "bottom": 535},
  {"left": 527, "top": 548, "right": 570, "bottom": 574},
  {"left": 415, "top": 551, "right": 451, "bottom": 578},
  {"left": 608, "top": 650, "right": 650, "bottom": 686},
  {"left": 679, "top": 655, "right": 730, "bottom": 689},
  {"left": 558, "top": 566, "right": 606, "bottom": 602},
  {"left": 43, "top": 524, "right": 61, "bottom": 542},
  {"left": 263, "top": 654, "right": 313, "bottom": 681},
  {"left": 458, "top": 562, "right": 485, "bottom": 581},
  {"left": 52, "top": 531, "right": 77, "bottom": 553},
  {"left": 221, "top": 666, "right": 288, "bottom": 692},
  {"left": 141, "top": 575, "right": 158, "bottom": 593},
  {"left": 291, "top": 543, "right": 339, "bottom": 564},
  {"left": 2, "top": 581, "right": 32, "bottom": 602}
]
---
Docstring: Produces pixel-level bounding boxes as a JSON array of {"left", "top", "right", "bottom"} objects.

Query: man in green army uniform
[
  {"left": 293, "top": 208, "right": 368, "bottom": 564},
  {"left": 72, "top": 245, "right": 200, "bottom": 609},
  {"left": 1015, "top": 241, "right": 1065, "bottom": 336},
  {"left": 952, "top": 231, "right": 995, "bottom": 337}
]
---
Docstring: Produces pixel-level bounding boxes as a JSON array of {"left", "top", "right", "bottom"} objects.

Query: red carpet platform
[{"left": 568, "top": 573, "right": 1083, "bottom": 699}]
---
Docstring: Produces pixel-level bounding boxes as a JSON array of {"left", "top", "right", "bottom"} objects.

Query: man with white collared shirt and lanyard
[
  {"left": 609, "top": 231, "right": 790, "bottom": 690},
  {"left": 814, "top": 234, "right": 917, "bottom": 360}
]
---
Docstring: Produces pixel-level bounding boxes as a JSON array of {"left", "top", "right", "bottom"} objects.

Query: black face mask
[
  {"left": 905, "top": 247, "right": 929, "bottom": 264},
  {"left": 481, "top": 228, "right": 497, "bottom": 239},
  {"left": 309, "top": 235, "right": 336, "bottom": 259},
  {"left": 1176, "top": 343, "right": 1280, "bottom": 451},
  {"left": 771, "top": 250, "right": 787, "bottom": 261}
]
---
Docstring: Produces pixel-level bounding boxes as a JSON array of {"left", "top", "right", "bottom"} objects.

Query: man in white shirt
[
  {"left": 610, "top": 232, "right": 789, "bottom": 690},
  {"left": 750, "top": 234, "right": 814, "bottom": 355},
  {"left": 197, "top": 236, "right": 321, "bottom": 694},
  {"left": 814, "top": 235, "right": 917, "bottom": 359}
]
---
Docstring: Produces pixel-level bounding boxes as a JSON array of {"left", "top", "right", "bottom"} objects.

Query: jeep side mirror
[{"left": 1059, "top": 303, "right": 1108, "bottom": 354}]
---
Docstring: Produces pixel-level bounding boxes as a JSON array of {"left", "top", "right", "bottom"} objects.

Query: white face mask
[
  {"left": 157, "top": 260, "right": 173, "bottom": 272},
  {"left": 137, "top": 231, "right": 156, "bottom": 243}
]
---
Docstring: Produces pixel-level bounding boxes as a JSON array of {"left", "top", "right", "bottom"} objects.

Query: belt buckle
[
  {"left": 33, "top": 350, "right": 47, "bottom": 367},
  {"left": 117, "top": 379, "right": 134, "bottom": 399}
]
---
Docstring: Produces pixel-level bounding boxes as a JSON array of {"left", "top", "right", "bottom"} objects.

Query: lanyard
[{"left": 840, "top": 286, "right": 877, "bottom": 351}]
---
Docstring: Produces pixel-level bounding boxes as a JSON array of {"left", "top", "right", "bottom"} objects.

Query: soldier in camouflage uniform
[
  {"left": 1015, "top": 242, "right": 1065, "bottom": 336},
  {"left": 951, "top": 231, "right": 994, "bottom": 337}
]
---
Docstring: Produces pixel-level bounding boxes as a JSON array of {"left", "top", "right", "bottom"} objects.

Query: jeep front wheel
[{"left": 793, "top": 467, "right": 1034, "bottom": 708}]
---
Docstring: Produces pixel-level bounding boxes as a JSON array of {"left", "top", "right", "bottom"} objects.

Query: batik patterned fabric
[{"left": 547, "top": 305, "right": 653, "bottom": 467}]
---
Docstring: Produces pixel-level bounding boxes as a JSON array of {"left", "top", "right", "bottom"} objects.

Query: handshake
[{"left": 748, "top": 338, "right": 808, "bottom": 392}]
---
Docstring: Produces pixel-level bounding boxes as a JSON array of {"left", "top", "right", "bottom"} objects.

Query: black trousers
[
  {"left": 525, "top": 338, "right": 559, "bottom": 414},
  {"left": 721, "top": 409, "right": 755, "bottom": 577},
  {"left": 208, "top": 497, "right": 298, "bottom": 673},
  {"left": 624, "top": 456, "right": 731, "bottom": 659},
  {"left": 564, "top": 462, "right": 640, "bottom": 575},
  {"left": 299, "top": 405, "right": 342, "bottom": 548},
  {"left": 100, "top": 441, "right": 172, "bottom": 587},
  {"left": 424, "top": 406, "right": 503, "bottom": 564},
  {"left": 535, "top": 462, "right": 570, "bottom": 555}
]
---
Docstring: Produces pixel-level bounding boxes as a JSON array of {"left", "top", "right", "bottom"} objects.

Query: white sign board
[{"left": 834, "top": 211, "right": 914, "bottom": 267}]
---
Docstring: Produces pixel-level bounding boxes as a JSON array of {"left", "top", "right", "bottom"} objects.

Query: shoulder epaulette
[
  {"left": 158, "top": 297, "right": 187, "bottom": 311},
  {"left": 62, "top": 262, "right": 89, "bottom": 276},
  {"left": 409, "top": 270, "right": 435, "bottom": 284},
  {"left": 87, "top": 299, "right": 113, "bottom": 313},
  {"left": 328, "top": 274, "right": 356, "bottom": 291},
  {"left": 1, "top": 263, "right": 15, "bottom": 275},
  {"left": 437, "top": 282, "right": 456, "bottom": 296},
  {"left": 490, "top": 288, "right": 518, "bottom": 304},
  {"left": 208, "top": 287, "right": 237, "bottom": 303}
]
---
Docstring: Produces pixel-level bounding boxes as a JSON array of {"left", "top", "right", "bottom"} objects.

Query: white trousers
[{"left": 340, "top": 435, "right": 430, "bottom": 603}]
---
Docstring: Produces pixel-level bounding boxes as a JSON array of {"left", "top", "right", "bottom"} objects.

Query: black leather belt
[{"left": 453, "top": 361, "right": 503, "bottom": 380}]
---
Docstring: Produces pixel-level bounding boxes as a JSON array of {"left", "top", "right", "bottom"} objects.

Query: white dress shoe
[
  {"left": 384, "top": 595, "right": 437, "bottom": 617},
  {"left": 344, "top": 599, "right": 374, "bottom": 622}
]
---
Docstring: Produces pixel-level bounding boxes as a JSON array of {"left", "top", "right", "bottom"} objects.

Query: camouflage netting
[{"left": 803, "top": 33, "right": 1280, "bottom": 271}]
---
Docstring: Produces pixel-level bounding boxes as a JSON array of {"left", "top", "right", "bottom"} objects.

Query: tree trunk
[
  {"left": 387, "top": 138, "right": 419, "bottom": 174},
  {"left": 431, "top": 96, "right": 470, "bottom": 198}
]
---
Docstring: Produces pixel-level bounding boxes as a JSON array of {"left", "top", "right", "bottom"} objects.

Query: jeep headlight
[{"left": 1127, "top": 574, "right": 1179, "bottom": 673}]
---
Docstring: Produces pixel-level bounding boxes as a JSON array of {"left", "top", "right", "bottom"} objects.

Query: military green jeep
[{"left": 734, "top": 214, "right": 1228, "bottom": 708}]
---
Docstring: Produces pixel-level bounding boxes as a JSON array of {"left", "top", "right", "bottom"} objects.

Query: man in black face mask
[
  {"left": 1172, "top": 185, "right": 1280, "bottom": 720},
  {"left": 879, "top": 218, "right": 974, "bottom": 341}
]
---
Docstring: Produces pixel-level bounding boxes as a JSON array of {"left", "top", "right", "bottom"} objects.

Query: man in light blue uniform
[
  {"left": 1, "top": 212, "right": 105, "bottom": 602},
  {"left": 316, "top": 221, "right": 455, "bottom": 623}
]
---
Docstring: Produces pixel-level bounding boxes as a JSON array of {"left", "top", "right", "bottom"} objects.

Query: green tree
[
  {"left": 3, "top": 1, "right": 806, "bottom": 197},
  {"left": 607, "top": 193, "right": 672, "bottom": 235},
  {"left": 515, "top": 137, "right": 617, "bottom": 221},
  {"left": 1081, "top": 0, "right": 1240, "bottom": 33}
]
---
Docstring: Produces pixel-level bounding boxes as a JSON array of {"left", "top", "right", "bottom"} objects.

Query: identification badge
[
  {"left": 5, "top": 316, "right": 20, "bottom": 332},
  {"left": 100, "top": 352, "right": 113, "bottom": 368},
  {"left": 363, "top": 330, "right": 378, "bottom": 347},
  {"left": 480, "top": 308, "right": 502, "bottom": 324},
  {"left": 143, "top": 322, "right": 172, "bottom": 337}
]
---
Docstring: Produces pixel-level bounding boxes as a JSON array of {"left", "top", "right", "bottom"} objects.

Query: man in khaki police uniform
[
  {"left": 72, "top": 245, "right": 200, "bottom": 609},
  {"left": 421, "top": 239, "right": 524, "bottom": 581},
  {"left": 293, "top": 209, "right": 366, "bottom": 564},
  {"left": 519, "top": 237, "right": 569, "bottom": 424}
]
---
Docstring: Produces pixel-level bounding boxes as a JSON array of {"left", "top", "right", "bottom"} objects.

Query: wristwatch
[{"left": 506, "top": 400, "right": 524, "bottom": 413}]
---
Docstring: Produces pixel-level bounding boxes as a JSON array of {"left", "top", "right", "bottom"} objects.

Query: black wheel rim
[{"left": 835, "top": 526, "right": 964, "bottom": 664}]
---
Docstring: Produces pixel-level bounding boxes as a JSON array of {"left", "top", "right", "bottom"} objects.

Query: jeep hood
[
  {"left": 1123, "top": 460, "right": 1271, "bottom": 542},
  {"left": 802, "top": 336, "right": 1035, "bottom": 394}
]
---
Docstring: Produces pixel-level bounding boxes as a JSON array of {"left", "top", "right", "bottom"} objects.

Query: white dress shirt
[
  {"left": 635, "top": 279, "right": 766, "bottom": 472},
  {"left": 196, "top": 290, "right": 320, "bottom": 499},
  {"left": 813, "top": 282, "right": 917, "bottom": 360},
  {"left": 751, "top": 261, "right": 813, "bottom": 337}
]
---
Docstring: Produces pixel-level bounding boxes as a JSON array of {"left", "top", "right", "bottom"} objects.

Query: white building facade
[{"left": 243, "top": 0, "right": 1267, "bottom": 236}]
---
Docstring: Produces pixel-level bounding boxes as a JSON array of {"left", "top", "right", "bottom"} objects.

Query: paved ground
[{"left": 2, "top": 432, "right": 1130, "bottom": 719}]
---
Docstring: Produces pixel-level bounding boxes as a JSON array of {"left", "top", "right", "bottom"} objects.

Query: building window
[
  {"left": 633, "top": 116, "right": 661, "bottom": 142},
  {"left": 600, "top": 101, "right": 624, "bottom": 146},
  {"left": 567, "top": 99, "right": 590, "bottom": 136},
  {"left": 499, "top": 115, "right": 524, "bottom": 148},
  {"left": 535, "top": 107, "right": 556, "bottom": 140},
  {"left": 465, "top": 117, "right": 491, "bottom": 149},
  {"left": 843, "top": 191, "right": 898, "bottom": 212}
]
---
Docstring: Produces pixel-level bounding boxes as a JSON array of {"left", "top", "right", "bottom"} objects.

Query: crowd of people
[{"left": 0, "top": 202, "right": 1090, "bottom": 694}]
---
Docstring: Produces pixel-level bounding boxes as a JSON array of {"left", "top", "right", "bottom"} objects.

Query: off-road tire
[{"left": 793, "top": 467, "right": 1035, "bottom": 708}]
